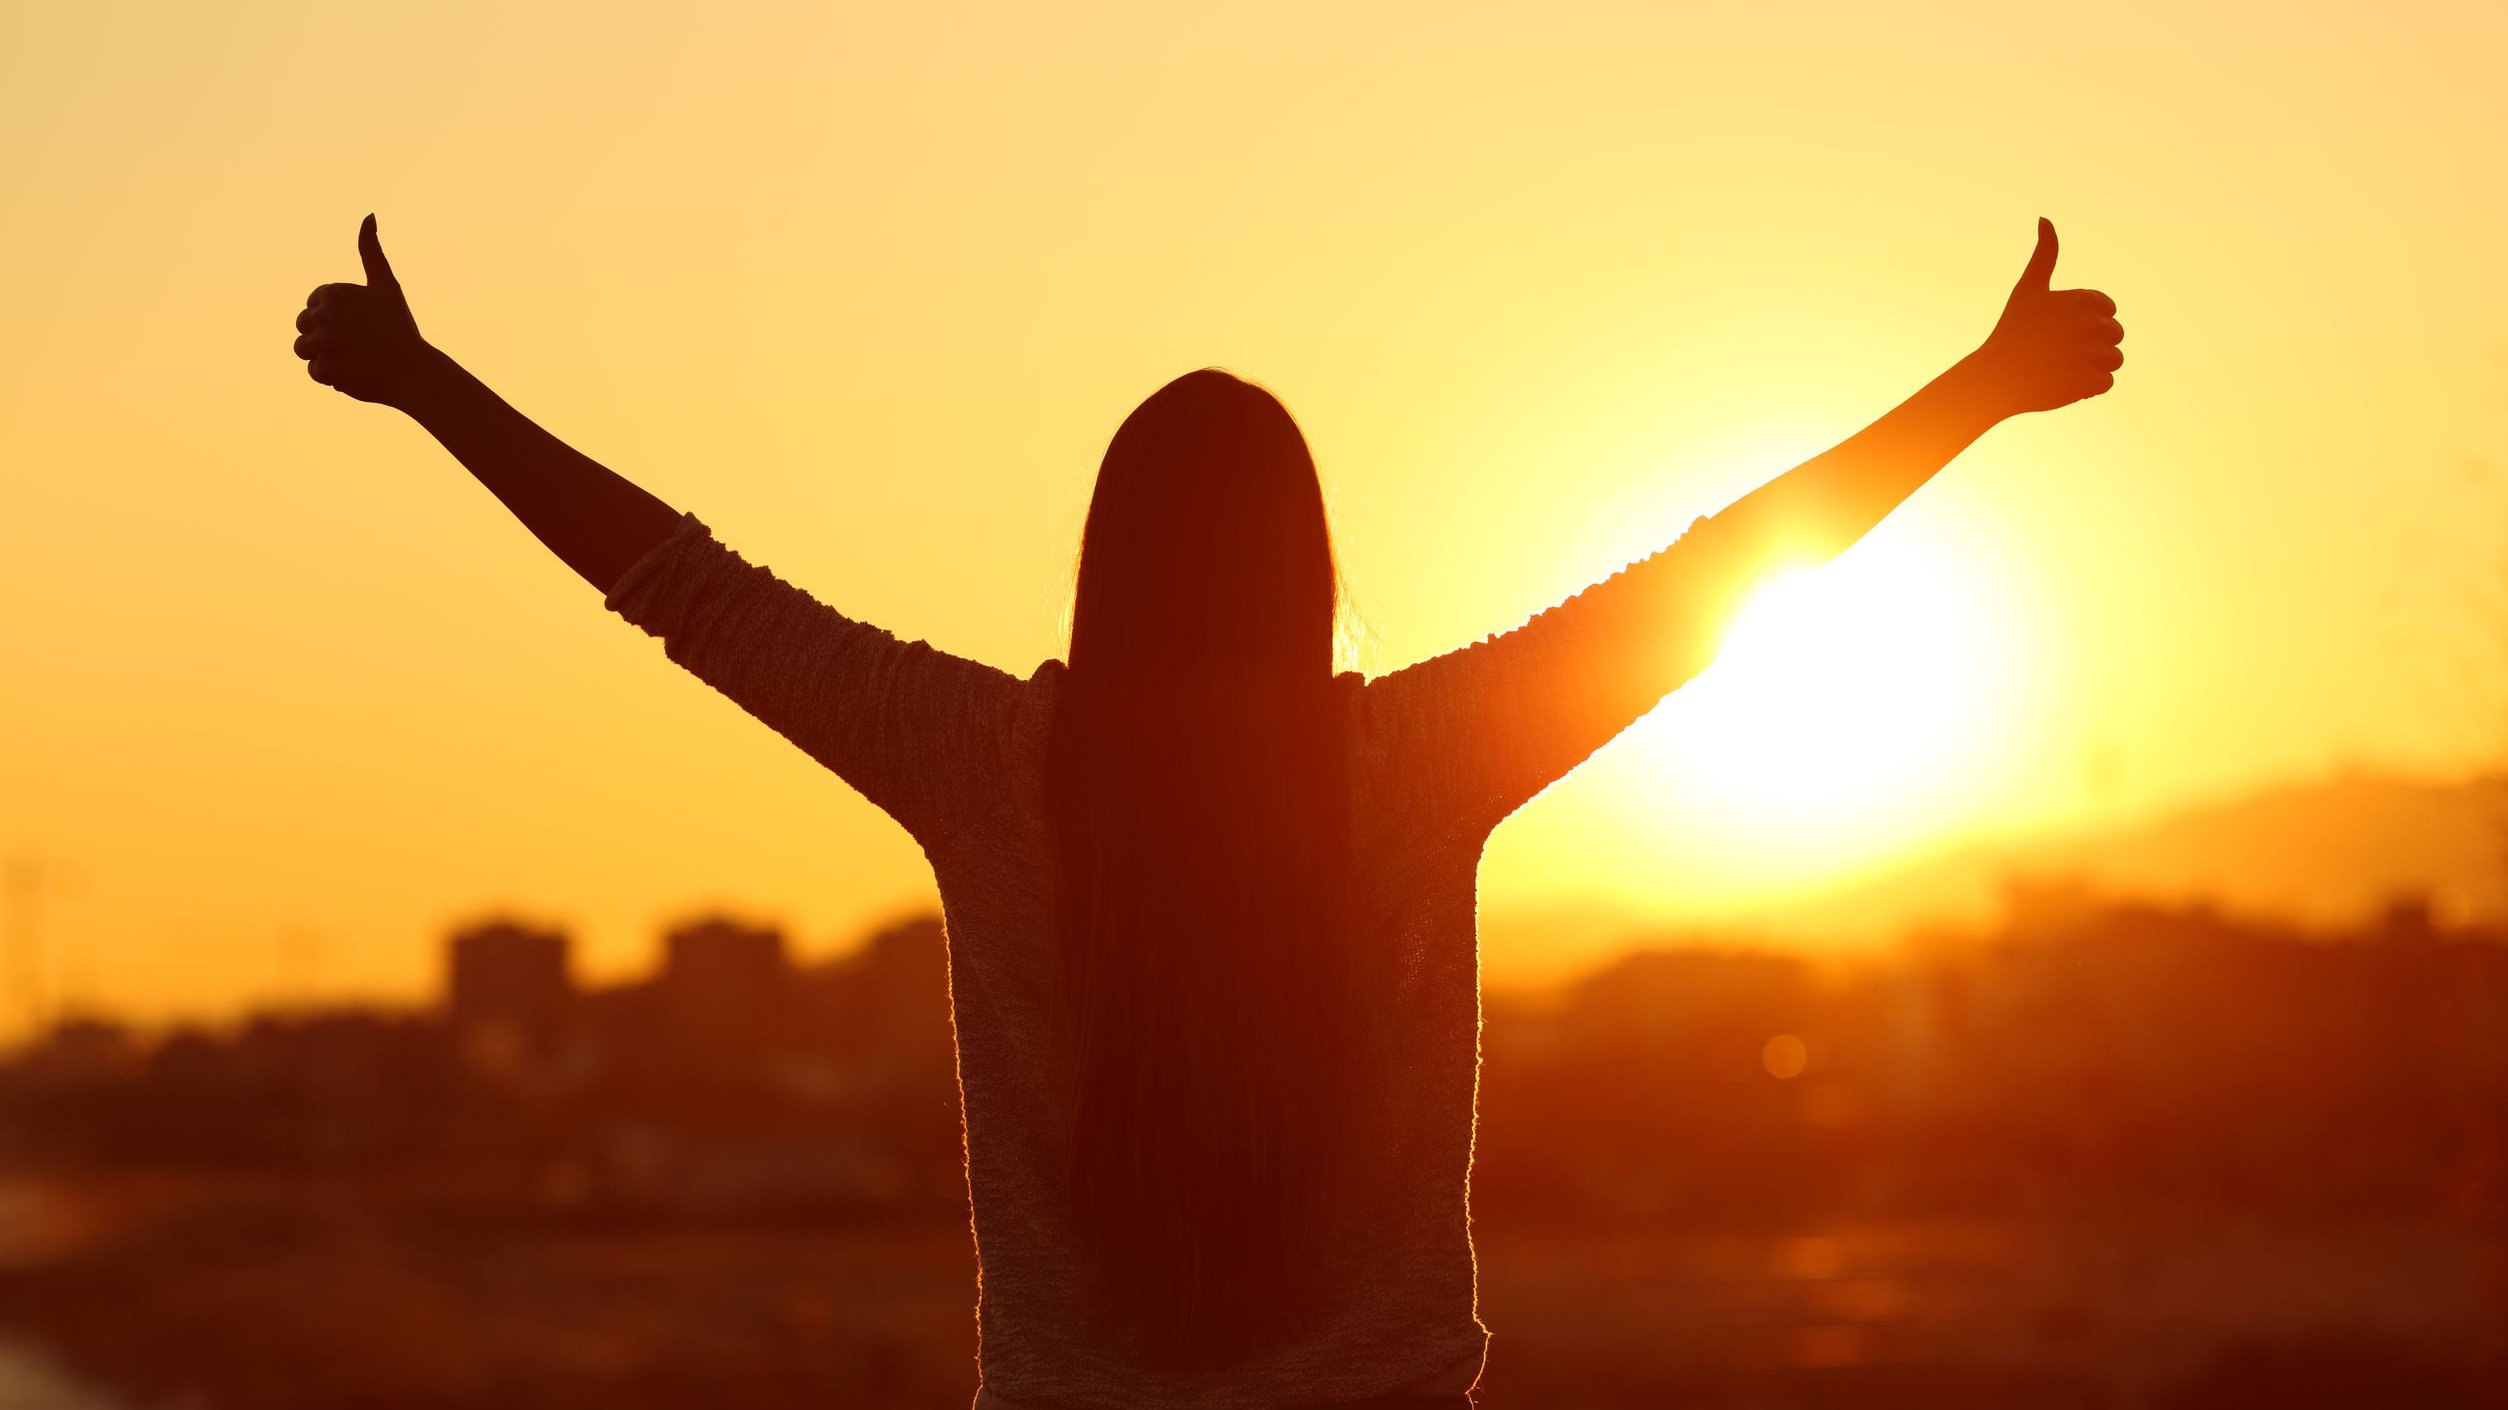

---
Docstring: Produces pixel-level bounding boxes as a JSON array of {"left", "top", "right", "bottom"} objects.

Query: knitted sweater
[{"left": 605, "top": 509, "right": 1741, "bottom": 1409}]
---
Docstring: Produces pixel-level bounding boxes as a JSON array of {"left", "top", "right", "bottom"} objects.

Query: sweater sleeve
[
  {"left": 604, "top": 513, "right": 1028, "bottom": 848},
  {"left": 1353, "top": 510, "right": 1757, "bottom": 844}
]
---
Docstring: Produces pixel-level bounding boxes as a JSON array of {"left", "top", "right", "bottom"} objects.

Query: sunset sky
[{"left": 4, "top": 1, "right": 2504, "bottom": 1029}]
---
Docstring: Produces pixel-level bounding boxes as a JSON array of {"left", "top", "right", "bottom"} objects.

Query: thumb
[
  {"left": 2013, "top": 216, "right": 2058, "bottom": 298},
  {"left": 358, "top": 213, "right": 399, "bottom": 289}
]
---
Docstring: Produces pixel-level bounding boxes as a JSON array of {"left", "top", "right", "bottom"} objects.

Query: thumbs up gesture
[
  {"left": 293, "top": 215, "right": 429, "bottom": 407},
  {"left": 1969, "top": 219, "right": 2124, "bottom": 416}
]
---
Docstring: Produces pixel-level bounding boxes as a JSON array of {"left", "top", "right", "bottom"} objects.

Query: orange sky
[{"left": 4, "top": 2, "right": 2505, "bottom": 1030}]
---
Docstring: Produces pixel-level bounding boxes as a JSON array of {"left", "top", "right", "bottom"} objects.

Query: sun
[
  {"left": 1607, "top": 519, "right": 2028, "bottom": 863},
  {"left": 1689, "top": 558, "right": 1984, "bottom": 811}
]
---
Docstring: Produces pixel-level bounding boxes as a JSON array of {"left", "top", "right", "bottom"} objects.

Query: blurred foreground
[{"left": 2, "top": 885, "right": 2503, "bottom": 1408}]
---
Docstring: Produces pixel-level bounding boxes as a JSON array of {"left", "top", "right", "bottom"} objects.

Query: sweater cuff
[{"left": 602, "top": 511, "right": 716, "bottom": 632}]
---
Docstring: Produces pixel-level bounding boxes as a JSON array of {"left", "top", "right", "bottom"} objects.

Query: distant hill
[
  {"left": 1769, "top": 771, "right": 2508, "bottom": 943},
  {"left": 1485, "top": 772, "right": 2508, "bottom": 980}
]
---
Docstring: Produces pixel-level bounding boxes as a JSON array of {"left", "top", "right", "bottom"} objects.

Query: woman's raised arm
[
  {"left": 1707, "top": 219, "right": 2120, "bottom": 570},
  {"left": 292, "top": 217, "right": 1030, "bottom": 847},
  {"left": 1359, "top": 219, "right": 2123, "bottom": 841},
  {"left": 292, "top": 215, "right": 681, "bottom": 592}
]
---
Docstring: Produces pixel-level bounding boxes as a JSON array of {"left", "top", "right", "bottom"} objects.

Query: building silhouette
[{"left": 444, "top": 919, "right": 573, "bottom": 1080}]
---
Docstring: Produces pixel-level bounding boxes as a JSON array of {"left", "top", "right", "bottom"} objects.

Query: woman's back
[{"left": 938, "top": 662, "right": 1487, "bottom": 1409}]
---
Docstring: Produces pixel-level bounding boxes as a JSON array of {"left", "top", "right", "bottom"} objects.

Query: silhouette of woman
[{"left": 293, "top": 215, "right": 2120, "bottom": 1409}]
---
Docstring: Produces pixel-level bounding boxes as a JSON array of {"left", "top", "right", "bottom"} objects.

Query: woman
[{"left": 292, "top": 215, "right": 2120, "bottom": 1408}]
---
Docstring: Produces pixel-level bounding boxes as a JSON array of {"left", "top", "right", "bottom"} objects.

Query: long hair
[{"left": 1046, "top": 368, "right": 1359, "bottom": 1365}]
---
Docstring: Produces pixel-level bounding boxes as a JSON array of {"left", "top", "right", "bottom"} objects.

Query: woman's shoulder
[
  {"left": 1022, "top": 658, "right": 1070, "bottom": 718},
  {"left": 1011, "top": 659, "right": 1070, "bottom": 764},
  {"left": 1336, "top": 668, "right": 1409, "bottom": 806}
]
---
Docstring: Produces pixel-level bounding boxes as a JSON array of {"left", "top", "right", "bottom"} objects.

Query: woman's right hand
[{"left": 293, "top": 215, "right": 430, "bottom": 409}]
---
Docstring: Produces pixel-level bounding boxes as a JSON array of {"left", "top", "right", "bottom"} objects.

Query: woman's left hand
[{"left": 1969, "top": 218, "right": 2124, "bottom": 416}]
